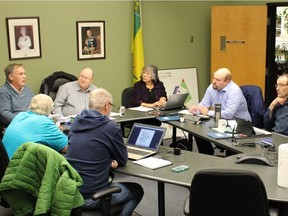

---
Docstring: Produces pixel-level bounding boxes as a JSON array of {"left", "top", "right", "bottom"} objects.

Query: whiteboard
[{"left": 158, "top": 67, "right": 199, "bottom": 107}]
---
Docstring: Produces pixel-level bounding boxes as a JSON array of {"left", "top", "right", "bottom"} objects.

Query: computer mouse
[{"left": 235, "top": 155, "right": 274, "bottom": 167}]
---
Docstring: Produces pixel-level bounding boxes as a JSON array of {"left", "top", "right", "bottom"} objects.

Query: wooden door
[{"left": 211, "top": 6, "right": 267, "bottom": 95}]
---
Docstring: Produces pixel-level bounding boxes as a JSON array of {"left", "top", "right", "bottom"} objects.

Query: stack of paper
[{"left": 132, "top": 157, "right": 172, "bottom": 169}]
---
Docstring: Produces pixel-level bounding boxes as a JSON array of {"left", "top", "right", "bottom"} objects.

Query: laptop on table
[
  {"left": 126, "top": 123, "right": 167, "bottom": 160},
  {"left": 158, "top": 93, "right": 189, "bottom": 116},
  {"left": 271, "top": 132, "right": 288, "bottom": 153}
]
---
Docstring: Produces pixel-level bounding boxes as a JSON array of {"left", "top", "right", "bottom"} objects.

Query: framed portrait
[
  {"left": 77, "top": 21, "right": 106, "bottom": 60},
  {"left": 6, "top": 17, "right": 41, "bottom": 60}
]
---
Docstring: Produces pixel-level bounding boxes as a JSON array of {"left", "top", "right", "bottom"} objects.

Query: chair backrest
[
  {"left": 240, "top": 85, "right": 267, "bottom": 128},
  {"left": 39, "top": 71, "right": 78, "bottom": 100},
  {"left": 121, "top": 87, "right": 134, "bottom": 108},
  {"left": 189, "top": 169, "right": 270, "bottom": 216},
  {"left": 0, "top": 140, "right": 10, "bottom": 208},
  {"left": 0, "top": 140, "right": 9, "bottom": 183}
]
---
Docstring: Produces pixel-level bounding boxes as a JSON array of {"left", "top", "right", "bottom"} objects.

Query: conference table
[
  {"left": 112, "top": 109, "right": 288, "bottom": 216},
  {"left": 115, "top": 146, "right": 288, "bottom": 216},
  {"left": 168, "top": 115, "right": 272, "bottom": 155}
]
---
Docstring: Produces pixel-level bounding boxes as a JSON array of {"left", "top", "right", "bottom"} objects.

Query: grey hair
[
  {"left": 89, "top": 88, "right": 113, "bottom": 111},
  {"left": 278, "top": 74, "right": 288, "bottom": 84},
  {"left": 4, "top": 63, "right": 23, "bottom": 81},
  {"left": 29, "top": 94, "right": 53, "bottom": 116},
  {"left": 141, "top": 65, "right": 159, "bottom": 83}
]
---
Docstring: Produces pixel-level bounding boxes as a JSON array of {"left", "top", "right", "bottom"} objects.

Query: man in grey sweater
[{"left": 0, "top": 63, "right": 34, "bottom": 129}]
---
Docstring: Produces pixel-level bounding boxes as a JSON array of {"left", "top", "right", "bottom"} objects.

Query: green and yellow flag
[{"left": 132, "top": 0, "right": 144, "bottom": 83}]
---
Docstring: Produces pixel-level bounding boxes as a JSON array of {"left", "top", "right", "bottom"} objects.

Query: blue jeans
[{"left": 83, "top": 182, "right": 144, "bottom": 216}]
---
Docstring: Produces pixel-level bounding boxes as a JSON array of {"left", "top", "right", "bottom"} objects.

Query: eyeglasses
[
  {"left": 107, "top": 102, "right": 115, "bottom": 107},
  {"left": 275, "top": 83, "right": 288, "bottom": 88}
]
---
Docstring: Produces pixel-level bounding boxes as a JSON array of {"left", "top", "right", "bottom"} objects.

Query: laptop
[
  {"left": 158, "top": 93, "right": 189, "bottom": 116},
  {"left": 234, "top": 117, "right": 256, "bottom": 136},
  {"left": 126, "top": 123, "right": 166, "bottom": 160},
  {"left": 272, "top": 132, "right": 288, "bottom": 153}
]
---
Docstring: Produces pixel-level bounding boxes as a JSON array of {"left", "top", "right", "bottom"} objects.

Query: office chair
[
  {"left": 183, "top": 169, "right": 279, "bottom": 216},
  {"left": 240, "top": 85, "right": 267, "bottom": 128},
  {"left": 0, "top": 140, "right": 10, "bottom": 209},
  {"left": 0, "top": 142, "right": 123, "bottom": 216},
  {"left": 121, "top": 87, "right": 134, "bottom": 137},
  {"left": 39, "top": 71, "right": 77, "bottom": 100}
]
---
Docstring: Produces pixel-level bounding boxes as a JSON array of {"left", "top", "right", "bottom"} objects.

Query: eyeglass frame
[{"left": 275, "top": 83, "right": 288, "bottom": 88}]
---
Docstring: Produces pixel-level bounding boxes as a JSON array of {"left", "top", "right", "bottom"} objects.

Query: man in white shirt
[{"left": 52, "top": 67, "right": 97, "bottom": 117}]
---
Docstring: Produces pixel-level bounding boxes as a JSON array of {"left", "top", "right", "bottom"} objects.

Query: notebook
[
  {"left": 158, "top": 93, "right": 189, "bottom": 116},
  {"left": 272, "top": 132, "right": 288, "bottom": 153},
  {"left": 126, "top": 123, "right": 166, "bottom": 160}
]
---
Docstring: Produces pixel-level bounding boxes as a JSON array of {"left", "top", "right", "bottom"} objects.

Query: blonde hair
[{"left": 29, "top": 94, "right": 53, "bottom": 116}]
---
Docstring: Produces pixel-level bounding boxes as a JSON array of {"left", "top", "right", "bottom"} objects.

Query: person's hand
[
  {"left": 159, "top": 98, "right": 167, "bottom": 106},
  {"left": 198, "top": 106, "right": 209, "bottom": 115},
  {"left": 111, "top": 160, "right": 118, "bottom": 169},
  {"left": 153, "top": 101, "right": 162, "bottom": 108},
  {"left": 269, "top": 97, "right": 286, "bottom": 110},
  {"left": 189, "top": 105, "right": 199, "bottom": 114}
]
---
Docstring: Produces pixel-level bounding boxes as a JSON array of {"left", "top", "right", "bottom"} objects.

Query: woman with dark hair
[{"left": 132, "top": 65, "right": 167, "bottom": 108}]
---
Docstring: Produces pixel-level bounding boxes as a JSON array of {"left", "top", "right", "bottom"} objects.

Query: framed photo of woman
[
  {"left": 6, "top": 17, "right": 41, "bottom": 60},
  {"left": 76, "top": 21, "right": 106, "bottom": 60}
]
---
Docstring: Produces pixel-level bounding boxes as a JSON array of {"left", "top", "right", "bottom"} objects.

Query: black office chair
[
  {"left": 39, "top": 71, "right": 78, "bottom": 100},
  {"left": 0, "top": 143, "right": 123, "bottom": 216},
  {"left": 183, "top": 169, "right": 279, "bottom": 216},
  {"left": 0, "top": 140, "right": 10, "bottom": 210},
  {"left": 240, "top": 85, "right": 267, "bottom": 128},
  {"left": 121, "top": 87, "right": 134, "bottom": 137}
]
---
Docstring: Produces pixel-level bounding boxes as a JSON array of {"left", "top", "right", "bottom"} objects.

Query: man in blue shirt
[
  {"left": 264, "top": 74, "right": 288, "bottom": 135},
  {"left": 189, "top": 68, "right": 251, "bottom": 155}
]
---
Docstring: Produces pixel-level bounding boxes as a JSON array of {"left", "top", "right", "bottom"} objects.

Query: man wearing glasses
[
  {"left": 264, "top": 74, "right": 288, "bottom": 135},
  {"left": 66, "top": 88, "right": 144, "bottom": 215},
  {"left": 53, "top": 67, "right": 97, "bottom": 117}
]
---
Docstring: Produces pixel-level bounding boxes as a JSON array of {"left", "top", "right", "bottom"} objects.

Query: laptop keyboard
[{"left": 128, "top": 148, "right": 150, "bottom": 156}]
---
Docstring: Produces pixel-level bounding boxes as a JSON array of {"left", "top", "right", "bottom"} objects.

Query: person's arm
[
  {"left": 40, "top": 117, "right": 68, "bottom": 153},
  {"left": 132, "top": 82, "right": 143, "bottom": 107},
  {"left": 110, "top": 126, "right": 128, "bottom": 167},
  {"left": 263, "top": 109, "right": 275, "bottom": 131},
  {"left": 0, "top": 90, "right": 17, "bottom": 126},
  {"left": 52, "top": 85, "right": 67, "bottom": 116},
  {"left": 158, "top": 82, "right": 167, "bottom": 106},
  {"left": 26, "top": 36, "right": 32, "bottom": 48},
  {"left": 219, "top": 88, "right": 243, "bottom": 119}
]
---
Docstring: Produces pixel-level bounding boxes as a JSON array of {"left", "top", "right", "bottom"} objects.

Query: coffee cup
[{"left": 218, "top": 119, "right": 227, "bottom": 129}]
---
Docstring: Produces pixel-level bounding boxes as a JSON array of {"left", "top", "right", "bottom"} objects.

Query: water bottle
[
  {"left": 214, "top": 103, "right": 221, "bottom": 125},
  {"left": 119, "top": 106, "right": 126, "bottom": 117}
]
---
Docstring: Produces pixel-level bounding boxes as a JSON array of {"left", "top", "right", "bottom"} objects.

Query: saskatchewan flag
[{"left": 132, "top": 0, "right": 144, "bottom": 83}]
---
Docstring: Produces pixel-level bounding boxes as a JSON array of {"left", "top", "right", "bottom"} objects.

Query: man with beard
[{"left": 189, "top": 68, "right": 251, "bottom": 155}]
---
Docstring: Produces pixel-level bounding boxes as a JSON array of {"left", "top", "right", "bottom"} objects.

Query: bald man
[
  {"left": 53, "top": 67, "right": 97, "bottom": 117},
  {"left": 189, "top": 68, "right": 251, "bottom": 155}
]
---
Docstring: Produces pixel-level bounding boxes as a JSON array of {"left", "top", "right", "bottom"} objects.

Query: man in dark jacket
[
  {"left": 66, "top": 88, "right": 143, "bottom": 216},
  {"left": 264, "top": 74, "right": 288, "bottom": 135}
]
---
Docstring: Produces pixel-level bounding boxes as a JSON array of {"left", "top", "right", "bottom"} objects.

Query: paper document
[
  {"left": 110, "top": 112, "right": 120, "bottom": 117},
  {"left": 129, "top": 106, "right": 154, "bottom": 112},
  {"left": 132, "top": 157, "right": 172, "bottom": 169}
]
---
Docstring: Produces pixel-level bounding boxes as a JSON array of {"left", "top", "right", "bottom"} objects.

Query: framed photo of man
[
  {"left": 77, "top": 21, "right": 106, "bottom": 60},
  {"left": 6, "top": 17, "right": 41, "bottom": 60}
]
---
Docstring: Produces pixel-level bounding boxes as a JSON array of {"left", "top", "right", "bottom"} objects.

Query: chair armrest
[
  {"left": 183, "top": 195, "right": 189, "bottom": 216},
  {"left": 91, "top": 186, "right": 122, "bottom": 201}
]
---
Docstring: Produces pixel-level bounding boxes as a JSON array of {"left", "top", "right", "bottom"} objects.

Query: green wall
[{"left": 0, "top": 1, "right": 270, "bottom": 108}]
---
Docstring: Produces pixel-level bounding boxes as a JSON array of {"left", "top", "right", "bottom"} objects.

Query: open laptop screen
[{"left": 127, "top": 123, "right": 166, "bottom": 150}]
